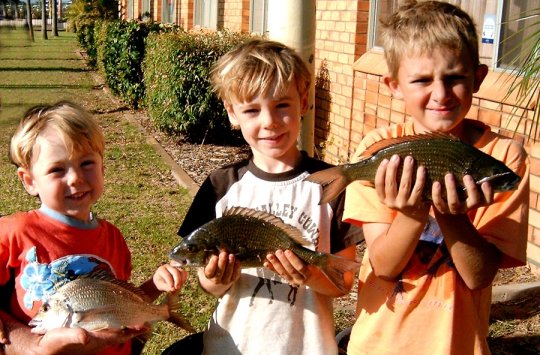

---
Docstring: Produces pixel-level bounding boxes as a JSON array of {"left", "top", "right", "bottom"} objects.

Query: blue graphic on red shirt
[{"left": 20, "top": 246, "right": 114, "bottom": 309}]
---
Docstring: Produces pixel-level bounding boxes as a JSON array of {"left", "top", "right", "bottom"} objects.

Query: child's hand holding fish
[
  {"left": 198, "top": 251, "right": 241, "bottom": 297},
  {"left": 264, "top": 249, "right": 312, "bottom": 288},
  {"left": 375, "top": 154, "right": 495, "bottom": 217},
  {"left": 431, "top": 172, "right": 494, "bottom": 215},
  {"left": 152, "top": 262, "right": 189, "bottom": 294},
  {"left": 374, "top": 155, "right": 430, "bottom": 217}
]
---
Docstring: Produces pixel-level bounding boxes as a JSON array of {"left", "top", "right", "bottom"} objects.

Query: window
[
  {"left": 194, "top": 0, "right": 218, "bottom": 29},
  {"left": 126, "top": 0, "right": 134, "bottom": 20},
  {"left": 250, "top": 0, "right": 268, "bottom": 34},
  {"left": 142, "top": 0, "right": 151, "bottom": 19},
  {"left": 368, "top": 0, "right": 399, "bottom": 50},
  {"left": 162, "top": 0, "right": 174, "bottom": 23},
  {"left": 496, "top": 0, "right": 540, "bottom": 69}
]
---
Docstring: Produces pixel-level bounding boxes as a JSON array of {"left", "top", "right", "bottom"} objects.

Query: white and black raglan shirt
[{"left": 178, "top": 151, "right": 363, "bottom": 355}]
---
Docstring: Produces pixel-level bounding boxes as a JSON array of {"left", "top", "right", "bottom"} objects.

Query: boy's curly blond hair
[
  {"left": 381, "top": 0, "right": 480, "bottom": 79},
  {"left": 210, "top": 39, "right": 311, "bottom": 104},
  {"left": 10, "top": 101, "right": 105, "bottom": 169}
]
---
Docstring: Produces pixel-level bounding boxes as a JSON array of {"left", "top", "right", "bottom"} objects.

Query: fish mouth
[{"left": 168, "top": 253, "right": 190, "bottom": 266}]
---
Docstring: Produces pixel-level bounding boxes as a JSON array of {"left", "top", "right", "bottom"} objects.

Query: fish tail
[
  {"left": 305, "top": 166, "right": 352, "bottom": 205},
  {"left": 320, "top": 255, "right": 360, "bottom": 295},
  {"left": 165, "top": 292, "right": 196, "bottom": 333}
]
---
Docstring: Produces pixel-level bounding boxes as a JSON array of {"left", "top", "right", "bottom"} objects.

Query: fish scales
[
  {"left": 306, "top": 133, "right": 521, "bottom": 204},
  {"left": 170, "top": 207, "right": 360, "bottom": 294}
]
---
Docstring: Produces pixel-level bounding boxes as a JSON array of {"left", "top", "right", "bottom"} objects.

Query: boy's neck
[
  {"left": 251, "top": 149, "right": 303, "bottom": 174},
  {"left": 39, "top": 204, "right": 98, "bottom": 229}
]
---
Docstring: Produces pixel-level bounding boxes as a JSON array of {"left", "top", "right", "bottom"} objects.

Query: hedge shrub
[
  {"left": 97, "top": 20, "right": 164, "bottom": 108},
  {"left": 143, "top": 30, "right": 252, "bottom": 144}
]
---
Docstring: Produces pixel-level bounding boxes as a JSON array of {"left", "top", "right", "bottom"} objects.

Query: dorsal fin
[
  {"left": 223, "top": 207, "right": 310, "bottom": 246},
  {"left": 360, "top": 132, "right": 461, "bottom": 158},
  {"left": 79, "top": 269, "right": 151, "bottom": 302}
]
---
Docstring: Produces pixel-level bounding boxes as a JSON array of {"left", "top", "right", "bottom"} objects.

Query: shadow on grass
[
  {"left": 0, "top": 84, "right": 92, "bottom": 89},
  {"left": 0, "top": 67, "right": 90, "bottom": 72},
  {"left": 489, "top": 335, "right": 540, "bottom": 354}
]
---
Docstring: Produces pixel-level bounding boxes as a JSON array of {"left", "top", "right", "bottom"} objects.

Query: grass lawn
[{"left": 0, "top": 27, "right": 213, "bottom": 354}]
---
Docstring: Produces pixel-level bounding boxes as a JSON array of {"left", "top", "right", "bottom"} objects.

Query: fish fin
[
  {"left": 80, "top": 270, "right": 151, "bottom": 302},
  {"left": 165, "top": 293, "right": 196, "bottom": 333},
  {"left": 320, "top": 255, "right": 360, "bottom": 294},
  {"left": 305, "top": 166, "right": 351, "bottom": 205},
  {"left": 223, "top": 207, "right": 309, "bottom": 247},
  {"left": 360, "top": 132, "right": 461, "bottom": 158}
]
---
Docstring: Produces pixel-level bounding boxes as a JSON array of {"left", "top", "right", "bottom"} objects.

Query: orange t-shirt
[{"left": 344, "top": 120, "right": 529, "bottom": 354}]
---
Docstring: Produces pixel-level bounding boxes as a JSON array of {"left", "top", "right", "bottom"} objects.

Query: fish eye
[
  {"left": 187, "top": 244, "right": 198, "bottom": 252},
  {"left": 41, "top": 303, "right": 50, "bottom": 312}
]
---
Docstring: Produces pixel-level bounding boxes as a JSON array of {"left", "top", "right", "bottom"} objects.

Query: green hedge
[
  {"left": 143, "top": 30, "right": 252, "bottom": 143},
  {"left": 97, "top": 20, "right": 164, "bottom": 108},
  {"left": 74, "top": 18, "right": 254, "bottom": 144}
]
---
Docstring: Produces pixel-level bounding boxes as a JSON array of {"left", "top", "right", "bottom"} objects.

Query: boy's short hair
[
  {"left": 210, "top": 39, "right": 311, "bottom": 104},
  {"left": 381, "top": 0, "right": 480, "bottom": 79},
  {"left": 10, "top": 101, "right": 105, "bottom": 169}
]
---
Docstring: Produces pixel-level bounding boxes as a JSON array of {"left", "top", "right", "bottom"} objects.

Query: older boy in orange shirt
[{"left": 344, "top": 1, "right": 529, "bottom": 354}]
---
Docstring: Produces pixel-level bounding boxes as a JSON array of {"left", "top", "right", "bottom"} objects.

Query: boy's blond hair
[
  {"left": 381, "top": 0, "right": 480, "bottom": 79},
  {"left": 210, "top": 39, "right": 311, "bottom": 104},
  {"left": 10, "top": 101, "right": 105, "bottom": 169}
]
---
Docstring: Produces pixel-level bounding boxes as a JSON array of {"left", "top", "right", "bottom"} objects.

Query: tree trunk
[
  {"left": 50, "top": 0, "right": 57, "bottom": 36},
  {"left": 41, "top": 0, "right": 47, "bottom": 39},
  {"left": 25, "top": 0, "right": 34, "bottom": 41}
]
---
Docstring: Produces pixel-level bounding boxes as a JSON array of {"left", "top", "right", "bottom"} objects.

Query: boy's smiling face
[
  {"left": 17, "top": 128, "right": 104, "bottom": 222},
  {"left": 385, "top": 48, "right": 487, "bottom": 135},
  {"left": 225, "top": 82, "right": 308, "bottom": 173}
]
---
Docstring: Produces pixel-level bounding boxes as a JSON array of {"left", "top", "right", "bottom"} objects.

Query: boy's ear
[
  {"left": 224, "top": 102, "right": 240, "bottom": 127},
  {"left": 17, "top": 167, "right": 39, "bottom": 196},
  {"left": 473, "top": 64, "right": 489, "bottom": 93},
  {"left": 383, "top": 74, "right": 403, "bottom": 100}
]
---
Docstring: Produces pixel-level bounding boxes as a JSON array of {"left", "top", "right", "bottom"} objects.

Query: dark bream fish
[
  {"left": 169, "top": 207, "right": 360, "bottom": 294},
  {"left": 29, "top": 270, "right": 195, "bottom": 334},
  {"left": 306, "top": 133, "right": 521, "bottom": 205}
]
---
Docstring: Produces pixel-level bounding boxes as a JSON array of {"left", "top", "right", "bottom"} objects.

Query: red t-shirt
[{"left": 0, "top": 209, "right": 133, "bottom": 354}]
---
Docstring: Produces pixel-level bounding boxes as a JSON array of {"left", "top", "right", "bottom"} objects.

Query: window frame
[
  {"left": 249, "top": 0, "right": 269, "bottom": 34},
  {"left": 194, "top": 0, "right": 218, "bottom": 29},
  {"left": 367, "top": 0, "right": 538, "bottom": 71}
]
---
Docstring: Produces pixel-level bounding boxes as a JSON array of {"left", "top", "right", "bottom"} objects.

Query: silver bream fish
[
  {"left": 29, "top": 270, "right": 194, "bottom": 334},
  {"left": 169, "top": 207, "right": 360, "bottom": 294}
]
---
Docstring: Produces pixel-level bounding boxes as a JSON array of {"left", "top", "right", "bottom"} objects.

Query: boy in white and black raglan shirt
[{"left": 172, "top": 39, "right": 363, "bottom": 355}]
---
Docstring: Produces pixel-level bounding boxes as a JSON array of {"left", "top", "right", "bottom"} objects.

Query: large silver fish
[
  {"left": 169, "top": 207, "right": 360, "bottom": 294},
  {"left": 306, "top": 133, "right": 521, "bottom": 204},
  {"left": 29, "top": 270, "right": 194, "bottom": 334}
]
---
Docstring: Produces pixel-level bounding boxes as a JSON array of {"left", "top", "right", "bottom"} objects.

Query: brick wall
[
  {"left": 176, "top": 0, "right": 193, "bottom": 28},
  {"left": 529, "top": 145, "right": 540, "bottom": 270},
  {"left": 313, "top": 0, "right": 368, "bottom": 164},
  {"left": 220, "top": 0, "right": 245, "bottom": 32}
]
